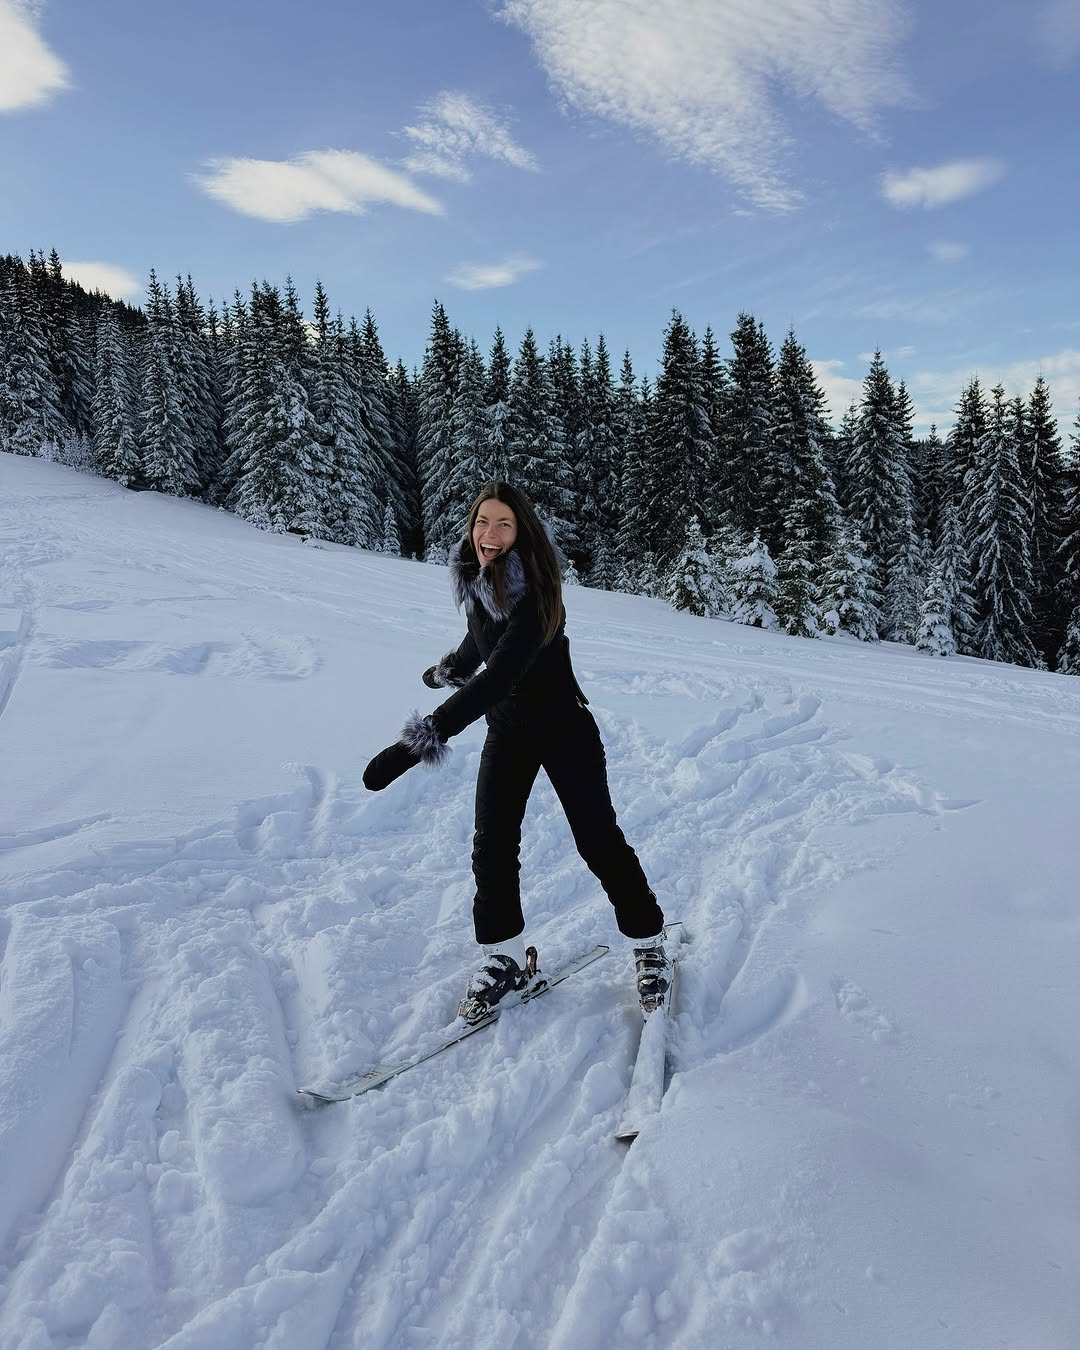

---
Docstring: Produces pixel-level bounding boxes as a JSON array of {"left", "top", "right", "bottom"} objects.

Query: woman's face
[{"left": 472, "top": 498, "right": 518, "bottom": 566}]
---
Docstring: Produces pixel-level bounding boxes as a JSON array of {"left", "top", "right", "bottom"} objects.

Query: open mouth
[{"left": 479, "top": 545, "right": 501, "bottom": 560}]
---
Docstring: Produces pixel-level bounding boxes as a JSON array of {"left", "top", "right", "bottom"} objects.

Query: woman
[{"left": 363, "top": 483, "right": 670, "bottom": 1024}]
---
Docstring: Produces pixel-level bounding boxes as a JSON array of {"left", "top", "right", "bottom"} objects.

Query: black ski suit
[{"left": 427, "top": 545, "right": 664, "bottom": 946}]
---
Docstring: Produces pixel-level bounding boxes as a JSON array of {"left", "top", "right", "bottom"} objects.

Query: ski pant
[{"left": 470, "top": 701, "right": 665, "bottom": 945}]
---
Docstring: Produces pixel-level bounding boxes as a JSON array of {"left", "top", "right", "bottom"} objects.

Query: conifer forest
[{"left": 3, "top": 249, "right": 1079, "bottom": 674}]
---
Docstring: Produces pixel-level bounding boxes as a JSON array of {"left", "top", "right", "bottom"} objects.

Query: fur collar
[{"left": 448, "top": 541, "right": 528, "bottom": 622}]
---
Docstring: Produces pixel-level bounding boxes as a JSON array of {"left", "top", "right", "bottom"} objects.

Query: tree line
[{"left": 2, "top": 249, "right": 1078, "bottom": 674}]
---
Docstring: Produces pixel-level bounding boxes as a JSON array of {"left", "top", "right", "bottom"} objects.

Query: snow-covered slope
[{"left": 1, "top": 454, "right": 1078, "bottom": 1350}]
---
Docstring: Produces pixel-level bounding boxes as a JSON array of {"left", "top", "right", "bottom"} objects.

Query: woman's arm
[
  {"left": 424, "top": 628, "right": 483, "bottom": 688},
  {"left": 430, "top": 601, "right": 545, "bottom": 739}
]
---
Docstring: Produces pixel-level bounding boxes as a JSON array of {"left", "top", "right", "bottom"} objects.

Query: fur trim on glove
[
  {"left": 434, "top": 650, "right": 468, "bottom": 687},
  {"left": 401, "top": 711, "right": 451, "bottom": 766},
  {"left": 448, "top": 541, "right": 528, "bottom": 622}
]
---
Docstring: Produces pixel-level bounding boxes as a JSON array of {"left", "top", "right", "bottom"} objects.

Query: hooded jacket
[{"left": 428, "top": 541, "right": 588, "bottom": 742}]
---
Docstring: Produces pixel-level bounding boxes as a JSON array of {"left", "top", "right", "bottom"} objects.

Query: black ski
[{"left": 297, "top": 944, "right": 609, "bottom": 1104}]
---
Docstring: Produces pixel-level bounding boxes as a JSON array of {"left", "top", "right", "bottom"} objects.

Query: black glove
[
  {"left": 363, "top": 741, "right": 419, "bottom": 791},
  {"left": 422, "top": 666, "right": 442, "bottom": 689}
]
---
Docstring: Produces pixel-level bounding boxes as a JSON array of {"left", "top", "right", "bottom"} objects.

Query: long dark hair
[{"left": 462, "top": 483, "right": 564, "bottom": 643}]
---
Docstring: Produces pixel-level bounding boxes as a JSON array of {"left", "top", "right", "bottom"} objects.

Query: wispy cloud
[
  {"left": 446, "top": 255, "right": 542, "bottom": 290},
  {"left": 812, "top": 358, "right": 864, "bottom": 418},
  {"left": 403, "top": 91, "right": 539, "bottom": 181},
  {"left": 927, "top": 240, "right": 970, "bottom": 262},
  {"left": 881, "top": 158, "right": 1005, "bottom": 209},
  {"left": 497, "top": 0, "right": 913, "bottom": 212},
  {"left": 909, "top": 349, "right": 1080, "bottom": 432},
  {"left": 1033, "top": 0, "right": 1080, "bottom": 67},
  {"left": 193, "top": 150, "right": 443, "bottom": 222},
  {"left": 60, "top": 260, "right": 141, "bottom": 300},
  {"left": 0, "top": 0, "right": 69, "bottom": 112}
]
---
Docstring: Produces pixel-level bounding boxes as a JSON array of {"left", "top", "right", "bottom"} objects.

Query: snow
[{"left": 1, "top": 452, "right": 1079, "bottom": 1349}]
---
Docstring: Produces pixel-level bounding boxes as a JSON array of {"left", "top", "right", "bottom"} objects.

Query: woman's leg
[
  {"left": 471, "top": 726, "right": 543, "bottom": 944},
  {"left": 543, "top": 707, "right": 665, "bottom": 939}
]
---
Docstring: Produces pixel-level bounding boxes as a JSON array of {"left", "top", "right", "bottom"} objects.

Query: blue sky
[{"left": 3, "top": 0, "right": 1079, "bottom": 434}]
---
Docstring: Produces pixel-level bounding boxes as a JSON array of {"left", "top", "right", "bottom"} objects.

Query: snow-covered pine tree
[
  {"left": 547, "top": 335, "right": 583, "bottom": 565},
  {"left": 846, "top": 353, "right": 913, "bottom": 639},
  {"left": 963, "top": 384, "right": 1041, "bottom": 667},
  {"left": 697, "top": 325, "right": 729, "bottom": 536},
  {"left": 880, "top": 379, "right": 921, "bottom": 643},
  {"left": 1057, "top": 403, "right": 1080, "bottom": 671},
  {"left": 831, "top": 401, "right": 859, "bottom": 519},
  {"left": 227, "top": 282, "right": 322, "bottom": 534},
  {"left": 936, "top": 501, "right": 977, "bottom": 655},
  {"left": 1025, "top": 375, "right": 1068, "bottom": 665},
  {"left": 447, "top": 340, "right": 490, "bottom": 519},
  {"left": 37, "top": 250, "right": 93, "bottom": 440},
  {"left": 666, "top": 516, "right": 714, "bottom": 616},
  {"left": 140, "top": 272, "right": 199, "bottom": 496},
  {"left": 483, "top": 327, "right": 512, "bottom": 481},
  {"left": 775, "top": 537, "right": 820, "bottom": 638},
  {"left": 770, "top": 329, "right": 840, "bottom": 563},
  {"left": 577, "top": 334, "right": 619, "bottom": 588},
  {"left": 416, "top": 301, "right": 461, "bottom": 559},
  {"left": 214, "top": 291, "right": 249, "bottom": 506},
  {"left": 730, "top": 536, "right": 779, "bottom": 629},
  {"left": 915, "top": 560, "right": 957, "bottom": 657},
  {"left": 818, "top": 527, "right": 880, "bottom": 640},
  {"left": 648, "top": 311, "right": 710, "bottom": 569},
  {"left": 390, "top": 360, "right": 422, "bottom": 557},
  {"left": 173, "top": 275, "right": 221, "bottom": 495},
  {"left": 507, "top": 326, "right": 574, "bottom": 552},
  {"left": 308, "top": 285, "right": 371, "bottom": 546},
  {"left": 92, "top": 304, "right": 140, "bottom": 484},
  {"left": 614, "top": 366, "right": 654, "bottom": 594},
  {"left": 723, "top": 314, "right": 776, "bottom": 541},
  {"left": 0, "top": 256, "right": 66, "bottom": 456},
  {"left": 946, "top": 377, "right": 989, "bottom": 508},
  {"left": 379, "top": 502, "right": 401, "bottom": 555},
  {"left": 915, "top": 424, "right": 947, "bottom": 552},
  {"left": 353, "top": 310, "right": 405, "bottom": 543}
]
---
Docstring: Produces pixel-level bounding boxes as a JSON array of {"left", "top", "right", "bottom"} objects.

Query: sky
[{"left": 2, "top": 0, "right": 1080, "bottom": 434}]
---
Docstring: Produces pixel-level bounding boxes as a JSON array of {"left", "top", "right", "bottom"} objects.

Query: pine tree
[
  {"left": 1057, "top": 403, "right": 1080, "bottom": 669},
  {"left": 582, "top": 334, "right": 619, "bottom": 588},
  {"left": 770, "top": 329, "right": 839, "bottom": 561},
  {"left": 174, "top": 275, "right": 221, "bottom": 493},
  {"left": 775, "top": 538, "right": 820, "bottom": 637},
  {"left": 416, "top": 301, "right": 461, "bottom": 558},
  {"left": 0, "top": 256, "right": 66, "bottom": 455},
  {"left": 647, "top": 311, "right": 711, "bottom": 570},
  {"left": 964, "top": 384, "right": 1040, "bottom": 666},
  {"left": 447, "top": 339, "right": 489, "bottom": 518},
  {"left": 730, "top": 537, "right": 779, "bottom": 629},
  {"left": 308, "top": 284, "right": 371, "bottom": 545},
  {"left": 1025, "top": 375, "right": 1068, "bottom": 664},
  {"left": 915, "top": 561, "right": 957, "bottom": 657},
  {"left": 37, "top": 250, "right": 92, "bottom": 440},
  {"left": 615, "top": 368, "right": 653, "bottom": 593},
  {"left": 92, "top": 305, "right": 140, "bottom": 484},
  {"left": 697, "top": 325, "right": 728, "bottom": 535},
  {"left": 484, "top": 326, "right": 512, "bottom": 480},
  {"left": 507, "top": 327, "right": 574, "bottom": 549},
  {"left": 819, "top": 528, "right": 879, "bottom": 641},
  {"left": 936, "top": 501, "right": 977, "bottom": 655},
  {"left": 666, "top": 516, "right": 713, "bottom": 616},
  {"left": 723, "top": 314, "right": 776, "bottom": 539},
  {"left": 140, "top": 272, "right": 199, "bottom": 496}
]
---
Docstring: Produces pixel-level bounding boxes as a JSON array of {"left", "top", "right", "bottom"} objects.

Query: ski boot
[
  {"left": 458, "top": 939, "right": 541, "bottom": 1025},
  {"left": 632, "top": 932, "right": 672, "bottom": 1015}
]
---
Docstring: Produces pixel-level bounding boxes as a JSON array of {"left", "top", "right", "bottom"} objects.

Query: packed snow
[{"left": 1, "top": 453, "right": 1078, "bottom": 1350}]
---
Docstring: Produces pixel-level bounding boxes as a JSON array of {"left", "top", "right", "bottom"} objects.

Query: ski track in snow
[
  {"left": 0, "top": 663, "right": 951, "bottom": 1349},
  {"left": 9, "top": 473, "right": 1072, "bottom": 1347}
]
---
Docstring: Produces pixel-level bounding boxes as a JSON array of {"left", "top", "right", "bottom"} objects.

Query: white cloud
[
  {"left": 909, "top": 349, "right": 1080, "bottom": 434},
  {"left": 928, "top": 240, "right": 970, "bottom": 262},
  {"left": 812, "top": 358, "right": 865, "bottom": 420},
  {"left": 0, "top": 0, "right": 69, "bottom": 112},
  {"left": 881, "top": 158, "right": 1005, "bottom": 210},
  {"left": 446, "top": 255, "right": 543, "bottom": 290},
  {"left": 403, "top": 91, "right": 539, "bottom": 181},
  {"left": 498, "top": 0, "right": 912, "bottom": 211},
  {"left": 194, "top": 150, "right": 443, "bottom": 222},
  {"left": 60, "top": 260, "right": 141, "bottom": 300}
]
